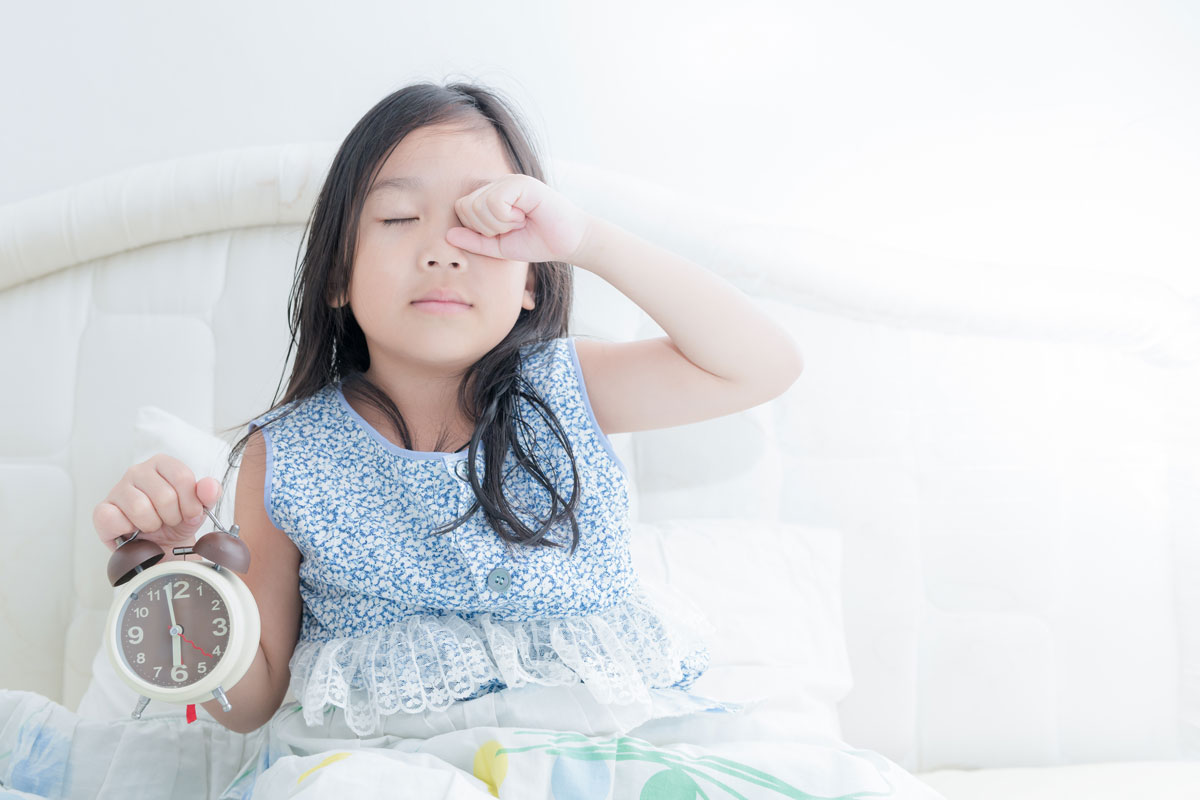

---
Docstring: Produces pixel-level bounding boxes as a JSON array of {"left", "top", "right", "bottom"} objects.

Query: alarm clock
[{"left": 104, "top": 506, "right": 260, "bottom": 720}]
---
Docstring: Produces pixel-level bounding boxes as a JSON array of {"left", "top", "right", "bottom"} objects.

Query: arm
[
  {"left": 568, "top": 214, "right": 803, "bottom": 389},
  {"left": 198, "top": 429, "right": 302, "bottom": 734},
  {"left": 444, "top": 174, "right": 803, "bottom": 433}
]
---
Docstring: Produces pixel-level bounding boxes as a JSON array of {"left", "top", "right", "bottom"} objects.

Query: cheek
[
  {"left": 500, "top": 264, "right": 532, "bottom": 295},
  {"left": 346, "top": 264, "right": 399, "bottom": 317}
]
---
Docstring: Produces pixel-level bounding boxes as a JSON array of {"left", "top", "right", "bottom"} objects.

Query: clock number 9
[{"left": 127, "top": 626, "right": 144, "bottom": 645}]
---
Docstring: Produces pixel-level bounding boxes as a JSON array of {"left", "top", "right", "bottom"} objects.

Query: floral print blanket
[{"left": 0, "top": 688, "right": 944, "bottom": 799}]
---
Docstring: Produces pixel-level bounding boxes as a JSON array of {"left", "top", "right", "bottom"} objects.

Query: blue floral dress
[{"left": 251, "top": 336, "right": 711, "bottom": 736}]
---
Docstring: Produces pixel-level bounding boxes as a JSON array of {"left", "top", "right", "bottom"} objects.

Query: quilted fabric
[{"left": 251, "top": 336, "right": 711, "bottom": 734}]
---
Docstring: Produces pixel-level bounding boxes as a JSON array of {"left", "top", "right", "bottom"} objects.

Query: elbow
[
  {"left": 789, "top": 348, "right": 804, "bottom": 381},
  {"left": 756, "top": 360, "right": 803, "bottom": 405},
  {"left": 774, "top": 346, "right": 804, "bottom": 393},
  {"left": 221, "top": 703, "right": 278, "bottom": 735},
  {"left": 213, "top": 704, "right": 269, "bottom": 735},
  {"left": 787, "top": 338, "right": 804, "bottom": 377},
  {"left": 772, "top": 333, "right": 804, "bottom": 383},
  {"left": 222, "top": 717, "right": 260, "bottom": 736}
]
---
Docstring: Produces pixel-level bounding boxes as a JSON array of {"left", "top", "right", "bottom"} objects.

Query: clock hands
[
  {"left": 164, "top": 580, "right": 216, "bottom": 668},
  {"left": 179, "top": 632, "right": 214, "bottom": 659},
  {"left": 165, "top": 582, "right": 183, "bottom": 669}
]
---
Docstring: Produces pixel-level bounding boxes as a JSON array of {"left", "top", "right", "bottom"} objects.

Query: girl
[
  {"left": 91, "top": 80, "right": 805, "bottom": 742},
  {"left": 5, "top": 81, "right": 942, "bottom": 800}
]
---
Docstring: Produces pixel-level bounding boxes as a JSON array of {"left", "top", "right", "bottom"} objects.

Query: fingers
[
  {"left": 454, "top": 193, "right": 496, "bottom": 237},
  {"left": 92, "top": 501, "right": 136, "bottom": 552},
  {"left": 101, "top": 467, "right": 183, "bottom": 540},
  {"left": 93, "top": 456, "right": 222, "bottom": 550},
  {"left": 482, "top": 187, "right": 526, "bottom": 228},
  {"left": 92, "top": 450, "right": 230, "bottom": 571},
  {"left": 143, "top": 457, "right": 206, "bottom": 525},
  {"left": 196, "top": 475, "right": 223, "bottom": 510},
  {"left": 456, "top": 180, "right": 525, "bottom": 238}
]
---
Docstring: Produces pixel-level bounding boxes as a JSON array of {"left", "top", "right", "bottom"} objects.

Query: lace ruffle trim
[{"left": 287, "top": 582, "right": 715, "bottom": 736}]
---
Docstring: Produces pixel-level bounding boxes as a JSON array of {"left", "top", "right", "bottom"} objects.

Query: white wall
[{"left": 2, "top": 0, "right": 1197, "bottom": 295}]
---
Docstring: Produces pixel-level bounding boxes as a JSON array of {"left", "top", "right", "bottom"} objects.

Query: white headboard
[{"left": 2, "top": 144, "right": 1198, "bottom": 772}]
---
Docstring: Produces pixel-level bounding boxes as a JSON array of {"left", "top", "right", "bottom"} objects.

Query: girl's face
[{"left": 341, "top": 122, "right": 536, "bottom": 378}]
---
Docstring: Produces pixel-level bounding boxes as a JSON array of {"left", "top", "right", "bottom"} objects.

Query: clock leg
[
  {"left": 130, "top": 695, "right": 151, "bottom": 720},
  {"left": 212, "top": 685, "right": 232, "bottom": 712}
]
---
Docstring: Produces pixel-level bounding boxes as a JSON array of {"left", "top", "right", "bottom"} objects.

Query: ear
[{"left": 522, "top": 265, "right": 536, "bottom": 310}]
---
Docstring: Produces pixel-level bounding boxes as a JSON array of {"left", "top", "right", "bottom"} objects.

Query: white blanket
[{"left": 0, "top": 686, "right": 944, "bottom": 799}]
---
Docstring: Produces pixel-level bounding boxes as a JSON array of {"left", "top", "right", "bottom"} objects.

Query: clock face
[{"left": 116, "top": 571, "right": 231, "bottom": 689}]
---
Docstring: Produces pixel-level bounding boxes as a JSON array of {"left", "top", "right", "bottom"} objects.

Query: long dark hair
[{"left": 217, "top": 81, "right": 582, "bottom": 554}]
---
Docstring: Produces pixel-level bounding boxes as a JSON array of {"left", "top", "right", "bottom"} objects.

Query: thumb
[
  {"left": 196, "top": 476, "right": 223, "bottom": 510},
  {"left": 446, "top": 226, "right": 500, "bottom": 258}
]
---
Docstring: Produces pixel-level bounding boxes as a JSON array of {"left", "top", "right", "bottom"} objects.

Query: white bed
[{"left": 1, "top": 143, "right": 1198, "bottom": 796}]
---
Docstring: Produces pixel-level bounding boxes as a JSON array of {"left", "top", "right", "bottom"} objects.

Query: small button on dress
[
  {"left": 454, "top": 459, "right": 471, "bottom": 480},
  {"left": 487, "top": 567, "right": 512, "bottom": 594}
]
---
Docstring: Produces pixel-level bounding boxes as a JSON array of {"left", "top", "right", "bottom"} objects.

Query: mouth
[{"left": 412, "top": 300, "right": 472, "bottom": 313}]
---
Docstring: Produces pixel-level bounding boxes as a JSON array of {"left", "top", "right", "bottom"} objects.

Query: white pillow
[
  {"left": 77, "top": 406, "right": 238, "bottom": 722},
  {"left": 626, "top": 518, "right": 853, "bottom": 744}
]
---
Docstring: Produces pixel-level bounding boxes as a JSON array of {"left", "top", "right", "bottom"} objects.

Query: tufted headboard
[{"left": 2, "top": 144, "right": 1198, "bottom": 773}]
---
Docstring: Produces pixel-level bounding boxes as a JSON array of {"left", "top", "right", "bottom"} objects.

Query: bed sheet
[
  {"left": 0, "top": 686, "right": 944, "bottom": 799},
  {"left": 914, "top": 761, "right": 1200, "bottom": 799}
]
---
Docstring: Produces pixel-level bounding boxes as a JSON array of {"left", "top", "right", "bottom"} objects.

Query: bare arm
[
  {"left": 570, "top": 214, "right": 803, "bottom": 387},
  {"left": 198, "top": 429, "right": 302, "bottom": 733}
]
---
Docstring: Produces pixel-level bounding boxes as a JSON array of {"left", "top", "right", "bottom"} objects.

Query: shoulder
[
  {"left": 519, "top": 336, "right": 601, "bottom": 401},
  {"left": 244, "top": 388, "right": 345, "bottom": 468},
  {"left": 517, "top": 337, "right": 572, "bottom": 387},
  {"left": 250, "top": 385, "right": 337, "bottom": 432},
  {"left": 518, "top": 336, "right": 568, "bottom": 366}
]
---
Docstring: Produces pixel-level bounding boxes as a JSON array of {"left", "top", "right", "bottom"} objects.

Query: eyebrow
[{"left": 368, "top": 176, "right": 493, "bottom": 197}]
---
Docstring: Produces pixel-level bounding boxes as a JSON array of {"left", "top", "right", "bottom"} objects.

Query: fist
[
  {"left": 446, "top": 174, "right": 593, "bottom": 265},
  {"left": 93, "top": 454, "right": 223, "bottom": 560}
]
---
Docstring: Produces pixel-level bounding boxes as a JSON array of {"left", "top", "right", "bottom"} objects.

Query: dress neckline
[{"left": 333, "top": 382, "right": 474, "bottom": 461}]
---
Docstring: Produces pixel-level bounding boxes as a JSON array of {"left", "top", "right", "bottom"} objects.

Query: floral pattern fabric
[{"left": 251, "top": 337, "right": 711, "bottom": 735}]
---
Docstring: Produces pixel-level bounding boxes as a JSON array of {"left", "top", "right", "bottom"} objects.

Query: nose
[{"left": 422, "top": 211, "right": 468, "bottom": 269}]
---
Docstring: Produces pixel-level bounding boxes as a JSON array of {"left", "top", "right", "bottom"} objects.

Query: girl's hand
[
  {"left": 92, "top": 454, "right": 223, "bottom": 560},
  {"left": 446, "top": 174, "right": 592, "bottom": 264}
]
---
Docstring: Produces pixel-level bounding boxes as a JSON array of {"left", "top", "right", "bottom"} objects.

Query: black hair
[{"left": 217, "top": 81, "right": 582, "bottom": 554}]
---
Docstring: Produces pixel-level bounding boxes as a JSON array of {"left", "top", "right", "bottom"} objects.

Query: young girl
[
  {"left": 90, "top": 80, "right": 805, "bottom": 744},
  {"left": 0, "top": 81, "right": 950, "bottom": 800},
  {"left": 5, "top": 81, "right": 955, "bottom": 800}
]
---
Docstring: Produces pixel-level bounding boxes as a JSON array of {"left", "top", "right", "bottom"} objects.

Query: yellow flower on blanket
[
  {"left": 473, "top": 739, "right": 509, "bottom": 797},
  {"left": 295, "top": 751, "right": 353, "bottom": 786}
]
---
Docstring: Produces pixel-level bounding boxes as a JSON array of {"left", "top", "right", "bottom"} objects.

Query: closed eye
[{"left": 382, "top": 218, "right": 418, "bottom": 226}]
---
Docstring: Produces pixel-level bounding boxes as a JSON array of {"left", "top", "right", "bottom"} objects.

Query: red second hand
[{"left": 176, "top": 631, "right": 214, "bottom": 659}]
